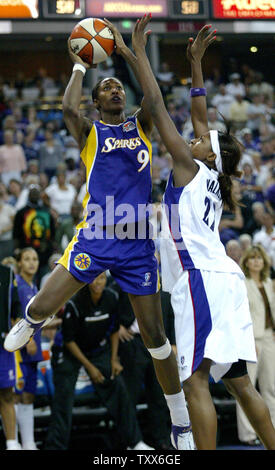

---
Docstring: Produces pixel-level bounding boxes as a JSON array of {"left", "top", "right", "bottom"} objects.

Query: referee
[
  {"left": 0, "top": 264, "right": 22, "bottom": 450},
  {"left": 44, "top": 272, "right": 153, "bottom": 450}
]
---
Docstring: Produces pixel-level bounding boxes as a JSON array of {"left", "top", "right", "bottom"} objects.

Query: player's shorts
[
  {"left": 0, "top": 345, "right": 16, "bottom": 389},
  {"left": 15, "top": 362, "right": 38, "bottom": 395},
  {"left": 171, "top": 269, "right": 257, "bottom": 383},
  {"left": 58, "top": 225, "right": 160, "bottom": 295}
]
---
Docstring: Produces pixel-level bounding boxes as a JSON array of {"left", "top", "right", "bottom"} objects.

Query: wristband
[
  {"left": 73, "top": 63, "right": 86, "bottom": 76},
  {"left": 190, "top": 87, "right": 207, "bottom": 97}
]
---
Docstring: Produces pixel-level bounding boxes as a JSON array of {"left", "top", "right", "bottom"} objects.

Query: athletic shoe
[
  {"left": 6, "top": 442, "right": 22, "bottom": 450},
  {"left": 23, "top": 442, "right": 39, "bottom": 450},
  {"left": 4, "top": 315, "right": 54, "bottom": 352},
  {"left": 171, "top": 424, "right": 195, "bottom": 450},
  {"left": 127, "top": 441, "right": 155, "bottom": 450}
]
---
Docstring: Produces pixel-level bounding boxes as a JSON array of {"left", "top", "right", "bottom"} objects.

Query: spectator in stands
[
  {"left": 13, "top": 185, "right": 56, "bottom": 282},
  {"left": 64, "top": 135, "right": 80, "bottom": 165},
  {"left": 240, "top": 128, "right": 260, "bottom": 152},
  {"left": 239, "top": 162, "right": 264, "bottom": 203},
  {"left": 236, "top": 245, "right": 275, "bottom": 446},
  {"left": 226, "top": 73, "right": 246, "bottom": 98},
  {"left": 43, "top": 167, "right": 77, "bottom": 219},
  {"left": 7, "top": 179, "right": 23, "bottom": 208},
  {"left": 0, "top": 264, "right": 22, "bottom": 450},
  {"left": 247, "top": 94, "right": 267, "bottom": 137},
  {"left": 253, "top": 212, "right": 275, "bottom": 269},
  {"left": 219, "top": 180, "right": 244, "bottom": 245},
  {"left": 0, "top": 114, "right": 17, "bottom": 145},
  {"left": 243, "top": 201, "right": 266, "bottom": 236},
  {"left": 261, "top": 136, "right": 275, "bottom": 163},
  {"left": 239, "top": 233, "right": 252, "bottom": 254},
  {"left": 14, "top": 247, "right": 42, "bottom": 450},
  {"left": 44, "top": 272, "right": 153, "bottom": 450},
  {"left": 156, "top": 62, "right": 177, "bottom": 98},
  {"left": 22, "top": 128, "right": 40, "bottom": 161},
  {"left": 211, "top": 84, "right": 234, "bottom": 120},
  {"left": 265, "top": 167, "right": 275, "bottom": 212},
  {"left": 38, "top": 128, "right": 64, "bottom": 180},
  {"left": 55, "top": 200, "right": 82, "bottom": 252},
  {"left": 228, "top": 94, "right": 250, "bottom": 131},
  {"left": 207, "top": 107, "right": 226, "bottom": 133},
  {"left": 248, "top": 72, "right": 274, "bottom": 101},
  {"left": 225, "top": 239, "right": 242, "bottom": 265},
  {"left": 0, "top": 185, "right": 15, "bottom": 261},
  {"left": 0, "top": 130, "right": 27, "bottom": 185}
]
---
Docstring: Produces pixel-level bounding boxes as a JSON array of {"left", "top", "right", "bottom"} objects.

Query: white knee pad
[{"left": 148, "top": 339, "right": 172, "bottom": 360}]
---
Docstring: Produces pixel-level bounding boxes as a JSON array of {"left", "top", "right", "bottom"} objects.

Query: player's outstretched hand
[
  {"left": 67, "top": 38, "right": 96, "bottom": 69},
  {"left": 103, "top": 18, "right": 127, "bottom": 55},
  {"left": 132, "top": 13, "right": 152, "bottom": 54},
  {"left": 186, "top": 25, "right": 217, "bottom": 63}
]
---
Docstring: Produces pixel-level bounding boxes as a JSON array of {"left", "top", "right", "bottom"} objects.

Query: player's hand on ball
[
  {"left": 67, "top": 38, "right": 96, "bottom": 69},
  {"left": 103, "top": 18, "right": 126, "bottom": 55},
  {"left": 186, "top": 25, "right": 217, "bottom": 63},
  {"left": 132, "top": 13, "right": 152, "bottom": 53}
]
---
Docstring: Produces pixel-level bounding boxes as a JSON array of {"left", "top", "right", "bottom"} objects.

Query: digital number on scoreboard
[
  {"left": 168, "top": 0, "right": 209, "bottom": 19},
  {"left": 42, "top": 0, "right": 86, "bottom": 18}
]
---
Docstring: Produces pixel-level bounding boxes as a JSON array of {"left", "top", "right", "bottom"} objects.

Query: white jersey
[{"left": 160, "top": 160, "right": 243, "bottom": 293}]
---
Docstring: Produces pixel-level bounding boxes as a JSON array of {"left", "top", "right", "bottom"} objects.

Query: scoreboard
[{"left": 0, "top": 0, "right": 274, "bottom": 20}]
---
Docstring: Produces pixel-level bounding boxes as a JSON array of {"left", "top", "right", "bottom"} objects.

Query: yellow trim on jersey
[
  {"left": 136, "top": 118, "right": 153, "bottom": 176},
  {"left": 58, "top": 125, "right": 98, "bottom": 271},
  {"left": 14, "top": 350, "right": 23, "bottom": 386}
]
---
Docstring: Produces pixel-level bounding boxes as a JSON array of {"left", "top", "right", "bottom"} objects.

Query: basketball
[{"left": 69, "top": 18, "right": 115, "bottom": 66}]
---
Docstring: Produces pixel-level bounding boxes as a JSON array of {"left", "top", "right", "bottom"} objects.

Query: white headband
[{"left": 209, "top": 130, "right": 223, "bottom": 174}]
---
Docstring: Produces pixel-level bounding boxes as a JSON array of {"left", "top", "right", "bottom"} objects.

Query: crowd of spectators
[{"left": 0, "top": 56, "right": 275, "bottom": 449}]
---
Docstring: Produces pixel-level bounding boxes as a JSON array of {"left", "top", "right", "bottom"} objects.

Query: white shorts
[{"left": 171, "top": 269, "right": 257, "bottom": 383}]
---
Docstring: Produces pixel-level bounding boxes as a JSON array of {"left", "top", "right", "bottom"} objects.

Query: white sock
[
  {"left": 14, "top": 404, "right": 19, "bottom": 442},
  {"left": 17, "top": 403, "right": 35, "bottom": 448},
  {"left": 164, "top": 390, "right": 190, "bottom": 427},
  {"left": 6, "top": 439, "right": 20, "bottom": 450}
]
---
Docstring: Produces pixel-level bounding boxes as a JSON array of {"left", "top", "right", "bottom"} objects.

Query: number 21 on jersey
[{"left": 203, "top": 197, "right": 216, "bottom": 231}]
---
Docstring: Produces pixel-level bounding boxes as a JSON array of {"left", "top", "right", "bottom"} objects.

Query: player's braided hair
[{"left": 217, "top": 117, "right": 243, "bottom": 211}]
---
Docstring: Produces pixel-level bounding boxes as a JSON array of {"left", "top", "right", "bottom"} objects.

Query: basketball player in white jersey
[{"left": 124, "top": 16, "right": 275, "bottom": 450}]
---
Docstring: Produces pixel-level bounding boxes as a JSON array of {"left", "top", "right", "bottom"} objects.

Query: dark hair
[
  {"left": 216, "top": 120, "right": 243, "bottom": 211},
  {"left": 14, "top": 247, "right": 37, "bottom": 263},
  {"left": 92, "top": 78, "right": 105, "bottom": 102}
]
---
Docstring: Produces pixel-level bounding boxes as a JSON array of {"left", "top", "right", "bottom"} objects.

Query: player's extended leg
[
  {"left": 4, "top": 265, "right": 85, "bottom": 352},
  {"left": 223, "top": 374, "right": 275, "bottom": 450},
  {"left": 182, "top": 358, "right": 217, "bottom": 450},
  {"left": 128, "top": 291, "right": 194, "bottom": 450}
]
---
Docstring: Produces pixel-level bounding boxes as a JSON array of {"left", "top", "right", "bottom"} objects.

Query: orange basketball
[{"left": 69, "top": 18, "right": 115, "bottom": 66}]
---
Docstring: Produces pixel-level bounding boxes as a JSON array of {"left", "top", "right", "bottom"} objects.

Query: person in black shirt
[
  {"left": 44, "top": 272, "right": 153, "bottom": 450},
  {"left": 0, "top": 264, "right": 22, "bottom": 450},
  {"left": 117, "top": 285, "right": 174, "bottom": 449}
]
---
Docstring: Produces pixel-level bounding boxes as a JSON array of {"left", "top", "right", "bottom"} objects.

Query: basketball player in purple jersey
[
  {"left": 5, "top": 22, "right": 193, "bottom": 449},
  {"left": 122, "top": 15, "right": 275, "bottom": 450}
]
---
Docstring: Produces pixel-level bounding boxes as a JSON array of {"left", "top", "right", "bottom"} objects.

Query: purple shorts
[
  {"left": 0, "top": 345, "right": 16, "bottom": 389},
  {"left": 58, "top": 232, "right": 160, "bottom": 295},
  {"left": 15, "top": 362, "right": 38, "bottom": 395}
]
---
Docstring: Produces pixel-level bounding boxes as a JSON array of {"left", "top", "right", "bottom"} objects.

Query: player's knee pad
[{"left": 147, "top": 338, "right": 172, "bottom": 360}]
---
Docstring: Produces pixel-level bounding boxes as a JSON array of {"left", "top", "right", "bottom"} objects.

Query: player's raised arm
[
  {"left": 186, "top": 25, "right": 217, "bottom": 138},
  {"left": 130, "top": 15, "right": 198, "bottom": 186},
  {"left": 62, "top": 39, "right": 94, "bottom": 151},
  {"left": 103, "top": 18, "right": 153, "bottom": 139}
]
